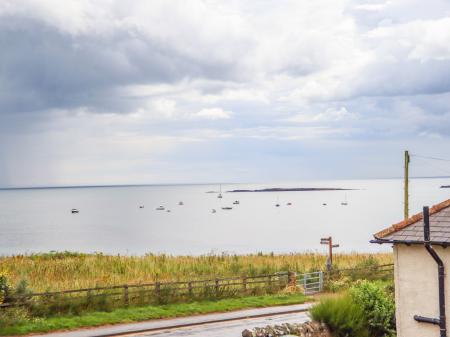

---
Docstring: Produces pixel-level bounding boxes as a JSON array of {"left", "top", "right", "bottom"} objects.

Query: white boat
[
  {"left": 139, "top": 205, "right": 144, "bottom": 209},
  {"left": 178, "top": 201, "right": 184, "bottom": 206},
  {"left": 156, "top": 206, "right": 165, "bottom": 210},
  {"left": 341, "top": 194, "right": 348, "bottom": 206},
  {"left": 71, "top": 208, "right": 79, "bottom": 214},
  {"left": 222, "top": 207, "right": 232, "bottom": 210},
  {"left": 212, "top": 209, "right": 217, "bottom": 213},
  {"left": 233, "top": 200, "right": 240, "bottom": 205},
  {"left": 218, "top": 184, "right": 223, "bottom": 198}
]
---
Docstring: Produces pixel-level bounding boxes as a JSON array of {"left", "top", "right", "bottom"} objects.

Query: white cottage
[{"left": 373, "top": 199, "right": 450, "bottom": 337}]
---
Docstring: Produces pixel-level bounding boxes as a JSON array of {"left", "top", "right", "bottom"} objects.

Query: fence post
[
  {"left": 242, "top": 276, "right": 247, "bottom": 294},
  {"left": 155, "top": 282, "right": 161, "bottom": 303},
  {"left": 288, "top": 271, "right": 297, "bottom": 287},
  {"left": 319, "top": 271, "right": 324, "bottom": 292},
  {"left": 215, "top": 278, "right": 219, "bottom": 297},
  {"left": 86, "top": 289, "right": 93, "bottom": 306},
  {"left": 124, "top": 285, "right": 129, "bottom": 306},
  {"left": 303, "top": 273, "right": 307, "bottom": 294},
  {"left": 188, "top": 282, "right": 193, "bottom": 298}
]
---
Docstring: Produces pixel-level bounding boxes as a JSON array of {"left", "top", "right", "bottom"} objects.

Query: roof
[{"left": 373, "top": 198, "right": 450, "bottom": 245}]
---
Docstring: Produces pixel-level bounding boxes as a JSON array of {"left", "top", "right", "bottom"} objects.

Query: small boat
[
  {"left": 275, "top": 204, "right": 280, "bottom": 207},
  {"left": 286, "top": 202, "right": 292, "bottom": 206},
  {"left": 178, "top": 201, "right": 184, "bottom": 206},
  {"left": 222, "top": 207, "right": 233, "bottom": 210},
  {"left": 156, "top": 206, "right": 165, "bottom": 211},
  {"left": 233, "top": 200, "right": 240, "bottom": 205},
  {"left": 139, "top": 205, "right": 144, "bottom": 209},
  {"left": 322, "top": 203, "right": 327, "bottom": 206},
  {"left": 341, "top": 194, "right": 348, "bottom": 206},
  {"left": 71, "top": 209, "right": 79, "bottom": 214},
  {"left": 167, "top": 210, "right": 171, "bottom": 213},
  {"left": 218, "top": 184, "right": 223, "bottom": 199},
  {"left": 212, "top": 209, "right": 217, "bottom": 213}
]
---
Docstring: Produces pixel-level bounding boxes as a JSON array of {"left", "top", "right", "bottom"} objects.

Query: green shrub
[
  {"left": 325, "top": 276, "right": 352, "bottom": 292},
  {"left": 0, "top": 307, "right": 31, "bottom": 327},
  {"left": 310, "top": 295, "right": 368, "bottom": 337},
  {"left": 350, "top": 280, "right": 396, "bottom": 337},
  {"left": 0, "top": 272, "right": 11, "bottom": 304}
]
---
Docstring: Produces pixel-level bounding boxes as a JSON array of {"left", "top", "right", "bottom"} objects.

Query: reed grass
[{"left": 0, "top": 251, "right": 392, "bottom": 292}]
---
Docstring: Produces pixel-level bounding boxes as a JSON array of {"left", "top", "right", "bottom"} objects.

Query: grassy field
[
  {"left": 0, "top": 252, "right": 392, "bottom": 291},
  {"left": 0, "top": 293, "right": 308, "bottom": 336}
]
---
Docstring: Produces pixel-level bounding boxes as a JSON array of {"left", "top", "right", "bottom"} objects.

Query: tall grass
[{"left": 0, "top": 251, "right": 392, "bottom": 292}]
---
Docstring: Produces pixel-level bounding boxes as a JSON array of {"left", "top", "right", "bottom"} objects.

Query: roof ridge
[{"left": 374, "top": 198, "right": 450, "bottom": 239}]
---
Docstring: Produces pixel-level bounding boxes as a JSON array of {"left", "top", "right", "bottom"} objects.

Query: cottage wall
[{"left": 394, "top": 244, "right": 450, "bottom": 337}]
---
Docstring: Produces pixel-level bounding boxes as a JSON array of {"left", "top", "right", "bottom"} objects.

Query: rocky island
[{"left": 228, "top": 187, "right": 353, "bottom": 192}]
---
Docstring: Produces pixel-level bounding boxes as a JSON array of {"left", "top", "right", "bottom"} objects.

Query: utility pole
[
  {"left": 320, "top": 236, "right": 340, "bottom": 271},
  {"left": 404, "top": 150, "right": 410, "bottom": 221}
]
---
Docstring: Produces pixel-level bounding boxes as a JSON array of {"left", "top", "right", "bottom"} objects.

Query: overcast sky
[{"left": 1, "top": 0, "right": 450, "bottom": 187}]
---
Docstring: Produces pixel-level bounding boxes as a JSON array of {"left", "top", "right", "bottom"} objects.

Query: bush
[
  {"left": 350, "top": 280, "right": 396, "bottom": 337},
  {"left": 325, "top": 276, "right": 352, "bottom": 292},
  {"left": 310, "top": 295, "right": 368, "bottom": 337},
  {"left": 311, "top": 280, "right": 396, "bottom": 337},
  {"left": 0, "top": 307, "right": 31, "bottom": 327},
  {"left": 0, "top": 272, "right": 11, "bottom": 304}
]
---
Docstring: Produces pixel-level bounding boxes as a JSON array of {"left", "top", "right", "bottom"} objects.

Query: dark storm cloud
[{"left": 0, "top": 14, "right": 241, "bottom": 114}]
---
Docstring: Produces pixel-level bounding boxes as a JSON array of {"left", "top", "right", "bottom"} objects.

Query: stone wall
[{"left": 242, "top": 321, "right": 330, "bottom": 337}]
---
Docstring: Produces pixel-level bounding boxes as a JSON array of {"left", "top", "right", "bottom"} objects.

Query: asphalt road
[
  {"left": 30, "top": 303, "right": 311, "bottom": 337},
  {"left": 127, "top": 312, "right": 310, "bottom": 337}
]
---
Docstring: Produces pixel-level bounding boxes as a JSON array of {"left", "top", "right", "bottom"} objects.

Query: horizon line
[{"left": 1, "top": 175, "right": 449, "bottom": 191}]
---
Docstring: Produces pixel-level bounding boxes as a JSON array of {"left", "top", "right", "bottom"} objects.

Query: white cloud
[
  {"left": 192, "top": 107, "right": 233, "bottom": 120},
  {"left": 286, "top": 107, "right": 357, "bottom": 123}
]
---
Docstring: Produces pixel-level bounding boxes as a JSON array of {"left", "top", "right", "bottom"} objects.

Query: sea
[{"left": 0, "top": 178, "right": 449, "bottom": 256}]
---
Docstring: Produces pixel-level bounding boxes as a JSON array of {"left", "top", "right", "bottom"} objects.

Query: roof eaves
[
  {"left": 370, "top": 238, "right": 450, "bottom": 247},
  {"left": 373, "top": 198, "right": 450, "bottom": 240}
]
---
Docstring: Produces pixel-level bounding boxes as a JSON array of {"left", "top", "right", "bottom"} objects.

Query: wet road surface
[
  {"left": 127, "top": 312, "right": 309, "bottom": 337},
  {"left": 31, "top": 303, "right": 311, "bottom": 337}
]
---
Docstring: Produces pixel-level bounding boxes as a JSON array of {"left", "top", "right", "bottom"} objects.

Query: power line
[
  {"left": 410, "top": 154, "right": 450, "bottom": 177},
  {"left": 411, "top": 154, "right": 450, "bottom": 162}
]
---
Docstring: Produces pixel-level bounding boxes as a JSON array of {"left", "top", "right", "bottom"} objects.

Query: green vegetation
[
  {"left": 0, "top": 251, "right": 392, "bottom": 291},
  {"left": 349, "top": 280, "right": 396, "bottom": 337},
  {"left": 325, "top": 257, "right": 394, "bottom": 292},
  {"left": 311, "top": 280, "right": 396, "bottom": 337},
  {"left": 0, "top": 293, "right": 307, "bottom": 336},
  {"left": 0, "top": 252, "right": 394, "bottom": 335},
  {"left": 310, "top": 295, "right": 368, "bottom": 337}
]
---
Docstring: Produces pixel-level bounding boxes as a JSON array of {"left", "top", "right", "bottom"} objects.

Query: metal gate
[{"left": 298, "top": 271, "right": 323, "bottom": 295}]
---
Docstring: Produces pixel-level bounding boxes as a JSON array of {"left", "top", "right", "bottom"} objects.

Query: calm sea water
[{"left": 0, "top": 179, "right": 449, "bottom": 256}]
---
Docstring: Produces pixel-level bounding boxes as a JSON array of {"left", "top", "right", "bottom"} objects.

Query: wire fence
[
  {"left": 0, "top": 272, "right": 292, "bottom": 315},
  {"left": 0, "top": 264, "right": 394, "bottom": 316}
]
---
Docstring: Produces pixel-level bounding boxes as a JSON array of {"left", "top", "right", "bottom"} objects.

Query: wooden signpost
[{"left": 321, "top": 236, "right": 340, "bottom": 271}]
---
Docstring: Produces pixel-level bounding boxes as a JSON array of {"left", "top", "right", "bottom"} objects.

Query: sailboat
[
  {"left": 217, "top": 184, "right": 223, "bottom": 199},
  {"left": 341, "top": 194, "right": 348, "bottom": 206}
]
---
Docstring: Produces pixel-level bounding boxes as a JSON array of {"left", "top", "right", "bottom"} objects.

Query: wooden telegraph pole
[
  {"left": 320, "top": 236, "right": 340, "bottom": 270},
  {"left": 404, "top": 150, "right": 410, "bottom": 221}
]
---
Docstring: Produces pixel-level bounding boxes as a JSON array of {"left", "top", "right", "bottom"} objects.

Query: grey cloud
[{"left": 0, "top": 14, "right": 243, "bottom": 114}]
